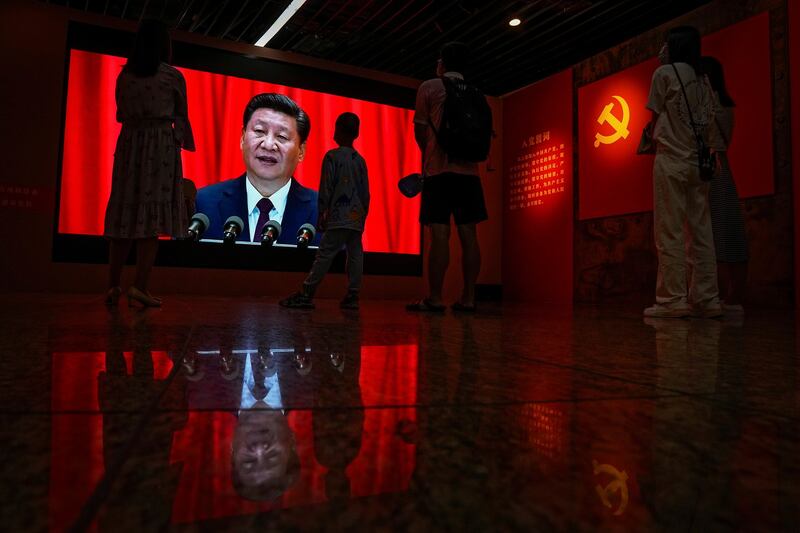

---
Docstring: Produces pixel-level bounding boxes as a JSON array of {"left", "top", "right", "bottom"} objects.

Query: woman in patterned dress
[
  {"left": 702, "top": 56, "right": 748, "bottom": 314},
  {"left": 103, "top": 20, "right": 195, "bottom": 307}
]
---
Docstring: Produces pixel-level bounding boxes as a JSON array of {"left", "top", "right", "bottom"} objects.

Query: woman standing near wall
[
  {"left": 644, "top": 26, "right": 722, "bottom": 318},
  {"left": 702, "top": 56, "right": 748, "bottom": 314},
  {"left": 103, "top": 20, "right": 195, "bottom": 307}
]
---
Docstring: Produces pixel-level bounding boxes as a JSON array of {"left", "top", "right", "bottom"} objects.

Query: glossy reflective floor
[{"left": 1, "top": 295, "right": 798, "bottom": 531}]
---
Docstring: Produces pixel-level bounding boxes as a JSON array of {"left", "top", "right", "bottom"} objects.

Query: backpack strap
[{"left": 427, "top": 76, "right": 457, "bottom": 140}]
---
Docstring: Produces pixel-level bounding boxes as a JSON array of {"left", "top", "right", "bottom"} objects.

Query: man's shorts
[{"left": 419, "top": 172, "right": 488, "bottom": 225}]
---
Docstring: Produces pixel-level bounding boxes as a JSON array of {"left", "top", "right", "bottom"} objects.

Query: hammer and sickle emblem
[
  {"left": 593, "top": 459, "right": 629, "bottom": 516},
  {"left": 593, "top": 95, "right": 631, "bottom": 148}
]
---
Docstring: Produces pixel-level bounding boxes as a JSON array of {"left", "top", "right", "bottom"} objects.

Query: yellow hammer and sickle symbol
[
  {"left": 593, "top": 95, "right": 631, "bottom": 148},
  {"left": 592, "top": 460, "right": 629, "bottom": 516}
]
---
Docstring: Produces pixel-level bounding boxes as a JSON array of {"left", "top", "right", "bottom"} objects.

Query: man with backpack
[{"left": 407, "top": 41, "right": 492, "bottom": 313}]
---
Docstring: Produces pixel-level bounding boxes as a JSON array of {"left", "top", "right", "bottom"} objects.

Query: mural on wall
[
  {"left": 578, "top": 12, "right": 774, "bottom": 221},
  {"left": 573, "top": 6, "right": 791, "bottom": 305}
]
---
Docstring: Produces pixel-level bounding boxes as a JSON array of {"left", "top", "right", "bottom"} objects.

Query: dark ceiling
[{"left": 41, "top": 0, "right": 712, "bottom": 96}]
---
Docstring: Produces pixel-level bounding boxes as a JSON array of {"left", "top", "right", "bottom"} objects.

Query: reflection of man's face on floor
[{"left": 232, "top": 407, "right": 300, "bottom": 500}]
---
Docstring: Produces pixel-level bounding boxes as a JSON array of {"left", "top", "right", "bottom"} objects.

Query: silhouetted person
[
  {"left": 280, "top": 112, "right": 369, "bottom": 309},
  {"left": 702, "top": 56, "right": 748, "bottom": 314},
  {"left": 104, "top": 19, "right": 195, "bottom": 308},
  {"left": 407, "top": 42, "right": 489, "bottom": 313},
  {"left": 96, "top": 311, "right": 187, "bottom": 531},
  {"left": 312, "top": 318, "right": 364, "bottom": 500},
  {"left": 644, "top": 26, "right": 721, "bottom": 318}
]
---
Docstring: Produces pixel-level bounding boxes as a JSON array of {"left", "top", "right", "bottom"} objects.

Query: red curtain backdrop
[
  {"left": 58, "top": 50, "right": 421, "bottom": 254},
  {"left": 502, "top": 69, "right": 574, "bottom": 303},
  {"left": 578, "top": 12, "right": 773, "bottom": 220}
]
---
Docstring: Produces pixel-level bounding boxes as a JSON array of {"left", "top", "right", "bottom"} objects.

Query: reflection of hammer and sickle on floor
[
  {"left": 594, "top": 95, "right": 630, "bottom": 148},
  {"left": 593, "top": 459, "right": 629, "bottom": 516}
]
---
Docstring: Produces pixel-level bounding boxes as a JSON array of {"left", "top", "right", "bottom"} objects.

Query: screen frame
[{"left": 52, "top": 21, "right": 422, "bottom": 277}]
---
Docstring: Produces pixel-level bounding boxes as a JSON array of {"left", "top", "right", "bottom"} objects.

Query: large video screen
[{"left": 58, "top": 49, "right": 421, "bottom": 255}]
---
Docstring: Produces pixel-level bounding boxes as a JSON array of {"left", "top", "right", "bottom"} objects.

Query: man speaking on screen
[{"left": 196, "top": 93, "right": 320, "bottom": 245}]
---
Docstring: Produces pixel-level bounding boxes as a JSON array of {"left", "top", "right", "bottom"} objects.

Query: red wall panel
[{"left": 502, "top": 69, "right": 573, "bottom": 303}]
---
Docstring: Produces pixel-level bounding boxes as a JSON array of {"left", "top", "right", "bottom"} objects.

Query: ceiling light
[
  {"left": 255, "top": 0, "right": 307, "bottom": 47},
  {"left": 509, "top": 18, "right": 521, "bottom": 27}
]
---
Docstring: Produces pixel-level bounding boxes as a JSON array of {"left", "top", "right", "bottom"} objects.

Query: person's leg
[
  {"left": 686, "top": 179, "right": 721, "bottom": 313},
  {"left": 108, "top": 238, "right": 133, "bottom": 289},
  {"left": 134, "top": 237, "right": 159, "bottom": 293},
  {"left": 456, "top": 223, "right": 480, "bottom": 307},
  {"left": 650, "top": 154, "right": 690, "bottom": 314},
  {"left": 451, "top": 174, "right": 487, "bottom": 308},
  {"left": 427, "top": 223, "right": 450, "bottom": 306},
  {"left": 344, "top": 231, "right": 364, "bottom": 294},
  {"left": 303, "top": 229, "right": 348, "bottom": 297}
]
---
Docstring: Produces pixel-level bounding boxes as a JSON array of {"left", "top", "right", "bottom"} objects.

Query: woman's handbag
[
  {"left": 672, "top": 65, "right": 716, "bottom": 181},
  {"left": 637, "top": 122, "right": 656, "bottom": 154}
]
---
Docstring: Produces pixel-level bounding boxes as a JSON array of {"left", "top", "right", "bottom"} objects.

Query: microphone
[
  {"left": 223, "top": 216, "right": 244, "bottom": 244},
  {"left": 296, "top": 223, "right": 316, "bottom": 248},
  {"left": 260, "top": 220, "right": 282, "bottom": 246},
  {"left": 186, "top": 212, "right": 210, "bottom": 241}
]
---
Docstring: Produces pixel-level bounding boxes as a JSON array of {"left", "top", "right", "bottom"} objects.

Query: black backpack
[{"left": 431, "top": 76, "right": 493, "bottom": 163}]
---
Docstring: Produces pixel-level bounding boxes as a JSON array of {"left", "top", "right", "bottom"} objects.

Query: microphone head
[
  {"left": 297, "top": 223, "right": 316, "bottom": 238},
  {"left": 187, "top": 212, "right": 210, "bottom": 240},
  {"left": 260, "top": 220, "right": 282, "bottom": 245},
  {"left": 296, "top": 223, "right": 316, "bottom": 248},
  {"left": 266, "top": 220, "right": 282, "bottom": 236},
  {"left": 224, "top": 215, "right": 244, "bottom": 231},
  {"left": 190, "top": 212, "right": 210, "bottom": 229}
]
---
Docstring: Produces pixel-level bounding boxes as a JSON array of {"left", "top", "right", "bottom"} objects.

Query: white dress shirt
[
  {"left": 240, "top": 352, "right": 283, "bottom": 410},
  {"left": 245, "top": 176, "right": 292, "bottom": 242}
]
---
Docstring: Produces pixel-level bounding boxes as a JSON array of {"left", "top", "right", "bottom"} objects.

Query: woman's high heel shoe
[
  {"left": 105, "top": 286, "right": 123, "bottom": 306},
  {"left": 127, "top": 286, "right": 162, "bottom": 308}
]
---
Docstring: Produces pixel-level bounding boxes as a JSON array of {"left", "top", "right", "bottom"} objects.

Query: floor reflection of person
[
  {"left": 643, "top": 317, "right": 747, "bottom": 530},
  {"left": 412, "top": 314, "right": 489, "bottom": 529},
  {"left": 97, "top": 311, "right": 187, "bottom": 531},
  {"left": 311, "top": 318, "right": 364, "bottom": 501}
]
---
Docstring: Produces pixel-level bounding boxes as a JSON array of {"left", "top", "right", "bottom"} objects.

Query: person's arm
[
  {"left": 413, "top": 81, "right": 430, "bottom": 154},
  {"left": 414, "top": 123, "right": 428, "bottom": 153},
  {"left": 317, "top": 154, "right": 335, "bottom": 230},
  {"left": 115, "top": 73, "right": 125, "bottom": 123},
  {"left": 645, "top": 67, "right": 667, "bottom": 137},
  {"left": 359, "top": 157, "right": 370, "bottom": 217},
  {"left": 173, "top": 71, "right": 196, "bottom": 152}
]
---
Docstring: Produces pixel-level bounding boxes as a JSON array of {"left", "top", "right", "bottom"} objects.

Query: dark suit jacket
[{"left": 195, "top": 174, "right": 320, "bottom": 245}]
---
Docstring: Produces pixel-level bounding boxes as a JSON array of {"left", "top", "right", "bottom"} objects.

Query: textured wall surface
[{"left": 571, "top": 0, "right": 793, "bottom": 306}]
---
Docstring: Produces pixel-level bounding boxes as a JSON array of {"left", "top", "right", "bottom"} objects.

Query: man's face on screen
[{"left": 241, "top": 108, "right": 306, "bottom": 186}]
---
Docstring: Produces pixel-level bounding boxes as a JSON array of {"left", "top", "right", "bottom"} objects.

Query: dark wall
[{"left": 572, "top": 0, "right": 793, "bottom": 306}]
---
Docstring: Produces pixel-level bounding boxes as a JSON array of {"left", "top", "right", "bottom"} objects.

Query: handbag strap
[{"left": 671, "top": 64, "right": 706, "bottom": 147}]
